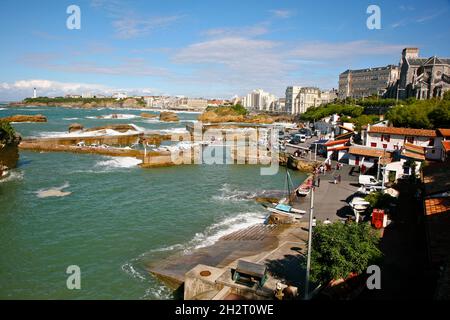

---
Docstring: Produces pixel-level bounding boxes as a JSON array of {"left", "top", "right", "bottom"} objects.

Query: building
[
  {"left": 243, "top": 89, "right": 277, "bottom": 111},
  {"left": 175, "top": 98, "right": 208, "bottom": 111},
  {"left": 33, "top": 88, "right": 37, "bottom": 98},
  {"left": 339, "top": 65, "right": 399, "bottom": 99},
  {"left": 320, "top": 89, "right": 338, "bottom": 104},
  {"left": 65, "top": 94, "right": 82, "bottom": 99},
  {"left": 285, "top": 86, "right": 302, "bottom": 114},
  {"left": 347, "top": 145, "right": 393, "bottom": 170},
  {"left": 112, "top": 92, "right": 128, "bottom": 100},
  {"left": 293, "top": 87, "right": 321, "bottom": 114},
  {"left": 273, "top": 98, "right": 285, "bottom": 112},
  {"left": 397, "top": 48, "right": 450, "bottom": 100},
  {"left": 365, "top": 125, "right": 442, "bottom": 160}
]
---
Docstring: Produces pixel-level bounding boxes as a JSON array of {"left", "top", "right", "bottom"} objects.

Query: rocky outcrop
[
  {"left": 84, "top": 124, "right": 138, "bottom": 133},
  {"left": 198, "top": 111, "right": 294, "bottom": 124},
  {"left": 160, "top": 112, "right": 179, "bottom": 122},
  {"left": 68, "top": 123, "right": 84, "bottom": 132},
  {"left": 0, "top": 120, "right": 21, "bottom": 169},
  {"left": 141, "top": 112, "right": 158, "bottom": 119},
  {"left": 1, "top": 114, "right": 47, "bottom": 123}
]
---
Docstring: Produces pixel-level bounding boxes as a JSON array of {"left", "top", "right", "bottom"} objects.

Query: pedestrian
[
  {"left": 317, "top": 177, "right": 321, "bottom": 187},
  {"left": 333, "top": 175, "right": 337, "bottom": 184},
  {"left": 338, "top": 174, "right": 341, "bottom": 184},
  {"left": 324, "top": 218, "right": 331, "bottom": 225},
  {"left": 312, "top": 216, "right": 317, "bottom": 227}
]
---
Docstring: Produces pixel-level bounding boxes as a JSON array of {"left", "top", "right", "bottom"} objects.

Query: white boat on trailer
[{"left": 266, "top": 203, "right": 305, "bottom": 219}]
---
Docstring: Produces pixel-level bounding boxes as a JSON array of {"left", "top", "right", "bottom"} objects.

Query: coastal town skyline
[{"left": 1, "top": 0, "right": 450, "bottom": 100}]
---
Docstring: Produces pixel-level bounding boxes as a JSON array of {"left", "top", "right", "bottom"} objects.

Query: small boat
[
  {"left": 296, "top": 187, "right": 311, "bottom": 197},
  {"left": 349, "top": 197, "right": 370, "bottom": 211},
  {"left": 0, "top": 165, "right": 9, "bottom": 179},
  {"left": 266, "top": 203, "right": 305, "bottom": 218}
]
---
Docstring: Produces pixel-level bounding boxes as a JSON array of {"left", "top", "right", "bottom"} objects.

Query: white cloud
[
  {"left": 203, "top": 25, "right": 269, "bottom": 38},
  {"left": 113, "top": 15, "right": 182, "bottom": 39},
  {"left": 0, "top": 79, "right": 160, "bottom": 101},
  {"left": 270, "top": 9, "right": 294, "bottom": 19}
]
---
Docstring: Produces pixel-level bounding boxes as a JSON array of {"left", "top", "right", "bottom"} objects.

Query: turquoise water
[{"left": 0, "top": 105, "right": 306, "bottom": 299}]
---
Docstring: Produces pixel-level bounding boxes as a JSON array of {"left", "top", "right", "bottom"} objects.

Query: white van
[
  {"left": 358, "top": 175, "right": 380, "bottom": 186},
  {"left": 294, "top": 134, "right": 306, "bottom": 143}
]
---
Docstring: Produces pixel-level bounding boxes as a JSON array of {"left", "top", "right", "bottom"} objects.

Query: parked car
[
  {"left": 294, "top": 134, "right": 306, "bottom": 143},
  {"left": 358, "top": 175, "right": 380, "bottom": 186}
]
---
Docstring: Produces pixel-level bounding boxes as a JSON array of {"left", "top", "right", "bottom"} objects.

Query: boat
[
  {"left": 266, "top": 203, "right": 305, "bottom": 219},
  {"left": 295, "top": 177, "right": 313, "bottom": 197},
  {"left": 0, "top": 165, "right": 9, "bottom": 179},
  {"left": 349, "top": 197, "right": 370, "bottom": 212},
  {"left": 296, "top": 187, "right": 311, "bottom": 197},
  {"left": 265, "top": 166, "right": 306, "bottom": 220}
]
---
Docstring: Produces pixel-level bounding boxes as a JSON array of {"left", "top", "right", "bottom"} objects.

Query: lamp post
[{"left": 304, "top": 185, "right": 314, "bottom": 300}]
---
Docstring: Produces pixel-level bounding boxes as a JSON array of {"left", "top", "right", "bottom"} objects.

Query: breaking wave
[
  {"left": 0, "top": 170, "right": 24, "bottom": 183},
  {"left": 148, "top": 211, "right": 266, "bottom": 254},
  {"left": 95, "top": 156, "right": 142, "bottom": 169},
  {"left": 212, "top": 183, "right": 258, "bottom": 202},
  {"left": 35, "top": 182, "right": 71, "bottom": 198}
]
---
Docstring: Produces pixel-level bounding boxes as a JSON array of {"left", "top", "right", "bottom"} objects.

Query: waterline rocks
[
  {"left": 141, "top": 112, "right": 158, "bottom": 119},
  {"left": 68, "top": 123, "right": 84, "bottom": 133},
  {"left": 1, "top": 114, "right": 47, "bottom": 123},
  {"left": 160, "top": 112, "right": 179, "bottom": 122},
  {"left": 0, "top": 120, "right": 21, "bottom": 170}
]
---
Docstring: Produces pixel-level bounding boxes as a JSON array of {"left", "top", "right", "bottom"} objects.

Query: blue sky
[{"left": 0, "top": 0, "right": 449, "bottom": 100}]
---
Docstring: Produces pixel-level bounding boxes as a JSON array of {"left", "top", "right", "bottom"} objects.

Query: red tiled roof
[
  {"left": 348, "top": 146, "right": 392, "bottom": 159},
  {"left": 425, "top": 198, "right": 450, "bottom": 216},
  {"left": 443, "top": 141, "right": 450, "bottom": 153},
  {"left": 403, "top": 151, "right": 425, "bottom": 161},
  {"left": 403, "top": 143, "right": 426, "bottom": 160},
  {"left": 368, "top": 126, "right": 436, "bottom": 137},
  {"left": 325, "top": 139, "right": 349, "bottom": 147},
  {"left": 438, "top": 128, "right": 450, "bottom": 137},
  {"left": 328, "top": 146, "right": 350, "bottom": 152}
]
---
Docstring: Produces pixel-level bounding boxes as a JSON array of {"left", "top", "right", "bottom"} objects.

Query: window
[
  {"left": 406, "top": 136, "right": 414, "bottom": 144},
  {"left": 383, "top": 144, "right": 387, "bottom": 149},
  {"left": 385, "top": 135, "right": 390, "bottom": 142},
  {"left": 429, "top": 138, "right": 434, "bottom": 146},
  {"left": 371, "top": 142, "right": 377, "bottom": 147},
  {"left": 394, "top": 145, "right": 399, "bottom": 150}
]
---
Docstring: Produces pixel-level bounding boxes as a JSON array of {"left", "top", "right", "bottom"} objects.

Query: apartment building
[
  {"left": 293, "top": 87, "right": 321, "bottom": 114},
  {"left": 285, "top": 86, "right": 302, "bottom": 114},
  {"left": 365, "top": 125, "right": 442, "bottom": 160}
]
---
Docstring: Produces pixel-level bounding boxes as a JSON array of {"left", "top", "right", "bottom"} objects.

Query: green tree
[
  {"left": 364, "top": 191, "right": 397, "bottom": 210},
  {"left": 0, "top": 120, "right": 16, "bottom": 145},
  {"left": 310, "top": 221, "right": 382, "bottom": 284}
]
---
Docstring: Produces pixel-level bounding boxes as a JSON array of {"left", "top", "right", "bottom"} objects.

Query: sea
[{"left": 0, "top": 104, "right": 306, "bottom": 299}]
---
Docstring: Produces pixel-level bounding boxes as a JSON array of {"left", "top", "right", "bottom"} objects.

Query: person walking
[
  {"left": 317, "top": 177, "right": 321, "bottom": 187},
  {"left": 337, "top": 174, "right": 341, "bottom": 184},
  {"left": 324, "top": 218, "right": 331, "bottom": 225}
]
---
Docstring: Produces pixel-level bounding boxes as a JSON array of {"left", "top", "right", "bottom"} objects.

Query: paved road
[{"left": 292, "top": 162, "right": 361, "bottom": 223}]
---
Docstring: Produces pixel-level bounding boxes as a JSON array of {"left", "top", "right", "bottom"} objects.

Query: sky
[{"left": 0, "top": 0, "right": 449, "bottom": 100}]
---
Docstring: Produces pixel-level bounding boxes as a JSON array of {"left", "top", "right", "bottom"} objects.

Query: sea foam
[
  {"left": 95, "top": 156, "right": 142, "bottom": 169},
  {"left": 36, "top": 182, "right": 71, "bottom": 198}
]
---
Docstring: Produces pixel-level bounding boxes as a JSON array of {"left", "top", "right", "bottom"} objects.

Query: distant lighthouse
[{"left": 33, "top": 88, "right": 37, "bottom": 98}]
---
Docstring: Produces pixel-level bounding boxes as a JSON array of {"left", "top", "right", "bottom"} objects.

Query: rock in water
[
  {"left": 159, "top": 112, "right": 179, "bottom": 122},
  {"left": 141, "top": 112, "right": 157, "bottom": 119},
  {"left": 68, "top": 123, "right": 84, "bottom": 132},
  {"left": 1, "top": 114, "right": 47, "bottom": 123}
]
